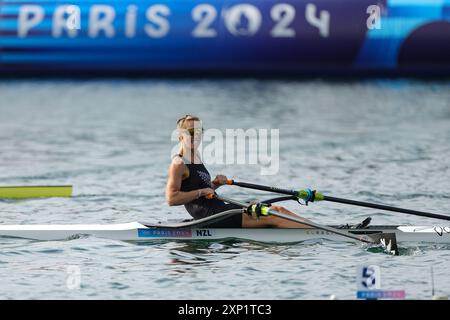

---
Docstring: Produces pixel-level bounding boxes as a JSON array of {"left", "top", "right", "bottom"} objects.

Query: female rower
[{"left": 165, "top": 115, "right": 310, "bottom": 228}]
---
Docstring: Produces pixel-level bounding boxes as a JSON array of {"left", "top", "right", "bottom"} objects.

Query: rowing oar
[
  {"left": 207, "top": 193, "right": 399, "bottom": 255},
  {"left": 226, "top": 180, "right": 450, "bottom": 222},
  {"left": 0, "top": 186, "right": 73, "bottom": 199}
]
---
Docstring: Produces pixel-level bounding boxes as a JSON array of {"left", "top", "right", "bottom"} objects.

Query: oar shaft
[
  {"left": 323, "top": 196, "right": 450, "bottom": 221},
  {"left": 217, "top": 195, "right": 373, "bottom": 244},
  {"left": 267, "top": 208, "right": 374, "bottom": 244},
  {"left": 229, "top": 180, "right": 450, "bottom": 222},
  {"left": 227, "top": 180, "right": 297, "bottom": 196},
  {"left": 215, "top": 195, "right": 249, "bottom": 208}
]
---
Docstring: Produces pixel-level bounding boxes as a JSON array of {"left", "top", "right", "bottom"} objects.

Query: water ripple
[{"left": 0, "top": 79, "right": 449, "bottom": 299}]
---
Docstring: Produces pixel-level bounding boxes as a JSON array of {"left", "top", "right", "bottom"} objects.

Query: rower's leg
[{"left": 242, "top": 205, "right": 312, "bottom": 228}]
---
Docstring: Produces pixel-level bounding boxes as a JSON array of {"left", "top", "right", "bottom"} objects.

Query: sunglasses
[{"left": 183, "top": 128, "right": 204, "bottom": 137}]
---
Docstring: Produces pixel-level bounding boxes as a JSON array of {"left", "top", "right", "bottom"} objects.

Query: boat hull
[{"left": 0, "top": 222, "right": 449, "bottom": 244}]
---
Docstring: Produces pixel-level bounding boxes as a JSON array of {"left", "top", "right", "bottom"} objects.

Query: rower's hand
[
  {"left": 212, "top": 175, "right": 228, "bottom": 187},
  {"left": 200, "top": 188, "right": 215, "bottom": 198}
]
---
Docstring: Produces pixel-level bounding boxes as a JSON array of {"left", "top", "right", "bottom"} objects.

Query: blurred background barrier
[{"left": 0, "top": 0, "right": 449, "bottom": 76}]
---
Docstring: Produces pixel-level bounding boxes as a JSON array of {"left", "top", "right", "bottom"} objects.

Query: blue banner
[{"left": 0, "top": 0, "right": 449, "bottom": 75}]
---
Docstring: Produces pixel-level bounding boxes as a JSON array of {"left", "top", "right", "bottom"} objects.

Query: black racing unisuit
[{"left": 177, "top": 155, "right": 242, "bottom": 228}]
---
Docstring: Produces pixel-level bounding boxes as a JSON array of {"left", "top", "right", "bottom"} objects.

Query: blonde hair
[{"left": 176, "top": 115, "right": 201, "bottom": 129}]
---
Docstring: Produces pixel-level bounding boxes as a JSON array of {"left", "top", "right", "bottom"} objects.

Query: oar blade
[
  {"left": 364, "top": 233, "right": 399, "bottom": 256},
  {"left": 0, "top": 186, "right": 73, "bottom": 199}
]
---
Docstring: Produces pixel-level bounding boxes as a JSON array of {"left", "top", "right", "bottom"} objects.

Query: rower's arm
[{"left": 166, "top": 160, "right": 210, "bottom": 206}]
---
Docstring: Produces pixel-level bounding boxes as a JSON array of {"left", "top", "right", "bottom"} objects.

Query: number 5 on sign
[{"left": 357, "top": 265, "right": 381, "bottom": 290}]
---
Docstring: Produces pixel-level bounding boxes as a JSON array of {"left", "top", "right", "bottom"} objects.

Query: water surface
[{"left": 0, "top": 79, "right": 449, "bottom": 299}]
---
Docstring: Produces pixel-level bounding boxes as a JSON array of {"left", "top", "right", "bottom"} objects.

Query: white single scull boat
[{"left": 0, "top": 210, "right": 449, "bottom": 244}]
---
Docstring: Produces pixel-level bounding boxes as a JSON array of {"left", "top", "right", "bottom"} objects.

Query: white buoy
[
  {"left": 430, "top": 266, "right": 448, "bottom": 300},
  {"left": 432, "top": 295, "right": 448, "bottom": 300}
]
